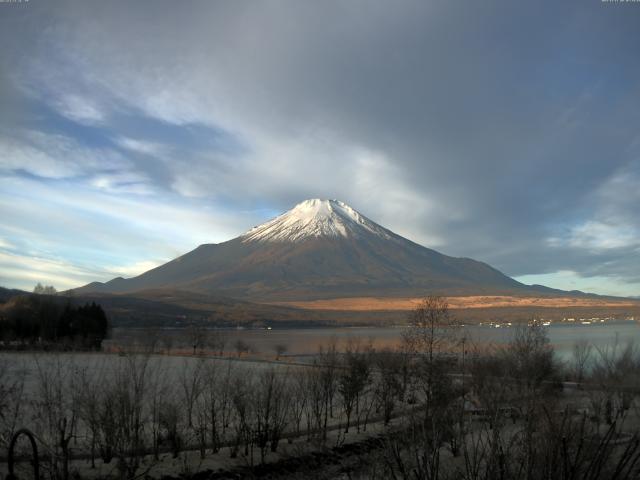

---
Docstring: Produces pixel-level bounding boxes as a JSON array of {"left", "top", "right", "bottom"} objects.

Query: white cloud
[
  {"left": 515, "top": 269, "right": 640, "bottom": 298},
  {"left": 0, "top": 175, "right": 269, "bottom": 289},
  {"left": 1, "top": 175, "right": 253, "bottom": 248},
  {"left": 0, "top": 250, "right": 160, "bottom": 291},
  {"left": 0, "top": 130, "right": 129, "bottom": 179},
  {"left": 89, "top": 171, "right": 155, "bottom": 195},
  {"left": 557, "top": 221, "right": 639, "bottom": 251},
  {"left": 547, "top": 159, "right": 640, "bottom": 253},
  {"left": 0, "top": 250, "right": 105, "bottom": 291},
  {"left": 114, "top": 136, "right": 168, "bottom": 157},
  {"left": 104, "top": 260, "right": 163, "bottom": 278},
  {"left": 52, "top": 94, "right": 106, "bottom": 125}
]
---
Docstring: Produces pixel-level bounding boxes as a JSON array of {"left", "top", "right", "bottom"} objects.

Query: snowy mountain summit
[{"left": 242, "top": 199, "right": 392, "bottom": 242}]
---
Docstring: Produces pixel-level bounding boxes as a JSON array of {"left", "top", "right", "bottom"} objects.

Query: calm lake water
[{"left": 112, "top": 320, "right": 640, "bottom": 362}]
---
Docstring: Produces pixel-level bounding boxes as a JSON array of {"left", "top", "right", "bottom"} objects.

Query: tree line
[{"left": 0, "top": 287, "right": 109, "bottom": 349}]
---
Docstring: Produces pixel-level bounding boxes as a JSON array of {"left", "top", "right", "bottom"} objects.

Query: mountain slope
[{"left": 73, "top": 199, "right": 529, "bottom": 301}]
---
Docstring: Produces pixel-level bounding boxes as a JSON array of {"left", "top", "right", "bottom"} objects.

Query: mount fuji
[{"left": 75, "top": 199, "right": 530, "bottom": 301}]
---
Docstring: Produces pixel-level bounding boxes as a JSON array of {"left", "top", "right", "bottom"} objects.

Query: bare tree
[
  {"left": 229, "top": 372, "right": 252, "bottom": 459},
  {"left": 185, "top": 324, "right": 208, "bottom": 355},
  {"left": 180, "top": 357, "right": 210, "bottom": 459},
  {"left": 33, "top": 283, "right": 57, "bottom": 295},
  {"left": 590, "top": 340, "right": 639, "bottom": 426},
  {"left": 316, "top": 341, "right": 339, "bottom": 442},
  {"left": 403, "top": 296, "right": 459, "bottom": 417},
  {"left": 251, "top": 367, "right": 290, "bottom": 463},
  {"left": 338, "top": 342, "right": 370, "bottom": 433},
  {"left": 288, "top": 369, "right": 309, "bottom": 441},
  {"left": 199, "top": 360, "right": 226, "bottom": 454},
  {"left": 403, "top": 296, "right": 457, "bottom": 363},
  {"left": 572, "top": 338, "right": 593, "bottom": 383},
  {"left": 159, "top": 398, "right": 183, "bottom": 458},
  {"left": 32, "top": 355, "right": 80, "bottom": 480},
  {"left": 160, "top": 333, "right": 174, "bottom": 355},
  {"left": 147, "top": 357, "right": 170, "bottom": 461},
  {"left": 234, "top": 339, "right": 250, "bottom": 358},
  {"left": 77, "top": 359, "right": 109, "bottom": 468},
  {"left": 504, "top": 322, "right": 557, "bottom": 420},
  {"left": 0, "top": 355, "right": 25, "bottom": 450},
  {"left": 373, "top": 350, "right": 403, "bottom": 425},
  {"left": 218, "top": 362, "right": 236, "bottom": 448},
  {"left": 206, "top": 330, "right": 228, "bottom": 356},
  {"left": 108, "top": 354, "right": 154, "bottom": 480},
  {"left": 306, "top": 367, "right": 326, "bottom": 442},
  {"left": 179, "top": 358, "right": 205, "bottom": 430},
  {"left": 274, "top": 343, "right": 288, "bottom": 360}
]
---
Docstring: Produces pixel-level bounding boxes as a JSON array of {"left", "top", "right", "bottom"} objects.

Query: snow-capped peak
[{"left": 241, "top": 199, "right": 392, "bottom": 243}]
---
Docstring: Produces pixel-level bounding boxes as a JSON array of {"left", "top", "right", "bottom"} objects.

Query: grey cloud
[{"left": 2, "top": 0, "right": 640, "bottom": 291}]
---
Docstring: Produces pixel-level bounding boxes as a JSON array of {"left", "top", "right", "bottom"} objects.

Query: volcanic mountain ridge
[{"left": 74, "top": 199, "right": 572, "bottom": 301}]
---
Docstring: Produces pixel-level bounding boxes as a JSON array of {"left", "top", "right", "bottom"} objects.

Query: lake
[{"left": 110, "top": 319, "right": 640, "bottom": 362}]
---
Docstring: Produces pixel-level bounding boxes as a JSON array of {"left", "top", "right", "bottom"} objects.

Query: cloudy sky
[{"left": 1, "top": 0, "right": 639, "bottom": 296}]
